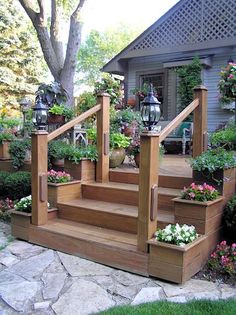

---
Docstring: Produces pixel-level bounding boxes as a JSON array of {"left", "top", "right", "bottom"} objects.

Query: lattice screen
[{"left": 131, "top": 0, "right": 236, "bottom": 51}]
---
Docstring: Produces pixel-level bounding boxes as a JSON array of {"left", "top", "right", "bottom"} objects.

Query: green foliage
[
  {"left": 48, "top": 140, "right": 69, "bottom": 162},
  {"left": 76, "top": 91, "right": 97, "bottom": 114},
  {"left": 36, "top": 82, "right": 68, "bottom": 108},
  {"left": 0, "top": 198, "right": 14, "bottom": 221},
  {"left": 210, "top": 125, "right": 236, "bottom": 149},
  {"left": 176, "top": 57, "right": 202, "bottom": 114},
  {"left": 77, "top": 25, "right": 141, "bottom": 86},
  {"left": 189, "top": 148, "right": 236, "bottom": 173},
  {"left": 0, "top": 117, "right": 21, "bottom": 129},
  {"left": 9, "top": 138, "right": 31, "bottom": 170},
  {"left": 4, "top": 171, "right": 31, "bottom": 200},
  {"left": 62, "top": 145, "right": 98, "bottom": 164},
  {"left": 0, "top": 171, "right": 9, "bottom": 196},
  {"left": 0, "top": 0, "right": 47, "bottom": 108},
  {"left": 110, "top": 133, "right": 130, "bottom": 149},
  {"left": 0, "top": 132, "right": 14, "bottom": 143},
  {"left": 223, "top": 195, "right": 236, "bottom": 235},
  {"left": 94, "top": 75, "right": 121, "bottom": 105},
  {"left": 218, "top": 62, "right": 236, "bottom": 104}
]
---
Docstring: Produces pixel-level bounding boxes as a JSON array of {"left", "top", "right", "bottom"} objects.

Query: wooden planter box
[
  {"left": 48, "top": 180, "right": 81, "bottom": 207},
  {"left": 0, "top": 141, "right": 11, "bottom": 160},
  {"left": 174, "top": 197, "right": 224, "bottom": 234},
  {"left": 193, "top": 168, "right": 235, "bottom": 204},
  {"left": 11, "top": 210, "right": 32, "bottom": 241},
  {"left": 148, "top": 235, "right": 206, "bottom": 284},
  {"left": 64, "top": 159, "right": 95, "bottom": 181}
]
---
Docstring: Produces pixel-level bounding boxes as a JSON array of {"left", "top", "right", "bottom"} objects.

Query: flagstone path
[{"left": 0, "top": 222, "right": 235, "bottom": 315}]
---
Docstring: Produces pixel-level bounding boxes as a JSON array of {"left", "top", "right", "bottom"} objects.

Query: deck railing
[
  {"left": 31, "top": 94, "right": 110, "bottom": 226},
  {"left": 137, "top": 85, "right": 208, "bottom": 252}
]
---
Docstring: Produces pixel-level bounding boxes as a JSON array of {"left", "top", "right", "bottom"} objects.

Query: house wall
[{"left": 127, "top": 52, "right": 236, "bottom": 131}]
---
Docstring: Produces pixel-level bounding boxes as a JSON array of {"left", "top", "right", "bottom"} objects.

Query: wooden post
[
  {"left": 138, "top": 132, "right": 160, "bottom": 252},
  {"left": 31, "top": 131, "right": 48, "bottom": 226},
  {"left": 193, "top": 85, "right": 208, "bottom": 158},
  {"left": 96, "top": 94, "right": 110, "bottom": 183}
]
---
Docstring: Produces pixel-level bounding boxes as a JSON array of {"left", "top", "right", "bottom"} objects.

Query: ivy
[{"left": 176, "top": 57, "right": 202, "bottom": 115}]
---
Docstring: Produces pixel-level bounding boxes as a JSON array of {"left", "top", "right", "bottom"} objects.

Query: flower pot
[
  {"left": 127, "top": 98, "right": 136, "bottom": 107},
  {"left": 148, "top": 235, "right": 206, "bottom": 283},
  {"left": 51, "top": 158, "right": 64, "bottom": 170},
  {"left": 134, "top": 152, "right": 140, "bottom": 168},
  {"left": 109, "top": 148, "right": 126, "bottom": 168},
  {"left": 193, "top": 168, "right": 235, "bottom": 204},
  {"left": 64, "top": 159, "right": 95, "bottom": 181},
  {"left": 48, "top": 180, "right": 81, "bottom": 207},
  {"left": 0, "top": 141, "right": 11, "bottom": 160},
  {"left": 48, "top": 114, "right": 65, "bottom": 124},
  {"left": 174, "top": 197, "right": 224, "bottom": 234}
]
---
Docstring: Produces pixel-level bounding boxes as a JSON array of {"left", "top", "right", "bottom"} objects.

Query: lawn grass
[{"left": 100, "top": 299, "right": 236, "bottom": 315}]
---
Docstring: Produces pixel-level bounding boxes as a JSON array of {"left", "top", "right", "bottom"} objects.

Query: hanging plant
[{"left": 218, "top": 62, "right": 236, "bottom": 105}]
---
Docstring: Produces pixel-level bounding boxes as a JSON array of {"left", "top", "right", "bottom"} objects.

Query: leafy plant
[
  {"left": 208, "top": 241, "right": 236, "bottom": 276},
  {"left": 210, "top": 125, "right": 236, "bottom": 149},
  {"left": 9, "top": 139, "right": 31, "bottom": 170},
  {"left": 94, "top": 75, "right": 121, "bottom": 105},
  {"left": 0, "top": 117, "right": 21, "bottom": 129},
  {"left": 176, "top": 57, "right": 202, "bottom": 114},
  {"left": 47, "top": 170, "right": 72, "bottom": 183},
  {"left": 48, "top": 104, "right": 74, "bottom": 121},
  {"left": 189, "top": 148, "right": 236, "bottom": 173},
  {"left": 223, "top": 194, "right": 236, "bottom": 235},
  {"left": 76, "top": 91, "right": 97, "bottom": 114},
  {"left": 4, "top": 171, "right": 31, "bottom": 200},
  {"left": 155, "top": 223, "right": 198, "bottom": 246},
  {"left": 110, "top": 133, "right": 130, "bottom": 149},
  {"left": 36, "top": 82, "right": 68, "bottom": 107},
  {"left": 0, "top": 198, "right": 14, "bottom": 221},
  {"left": 181, "top": 182, "right": 219, "bottom": 202},
  {"left": 87, "top": 128, "right": 97, "bottom": 144},
  {"left": 15, "top": 195, "right": 32, "bottom": 213},
  {"left": 0, "top": 171, "right": 9, "bottom": 196},
  {"left": 63, "top": 145, "right": 98, "bottom": 164},
  {"left": 218, "top": 62, "right": 236, "bottom": 104},
  {"left": 0, "top": 132, "right": 14, "bottom": 143}
]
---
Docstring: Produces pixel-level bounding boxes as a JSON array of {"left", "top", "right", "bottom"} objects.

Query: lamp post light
[
  {"left": 141, "top": 84, "right": 161, "bottom": 131},
  {"left": 32, "top": 97, "right": 48, "bottom": 131},
  {"left": 19, "top": 97, "right": 32, "bottom": 137}
]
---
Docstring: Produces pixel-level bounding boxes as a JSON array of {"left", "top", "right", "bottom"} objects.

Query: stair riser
[
  {"left": 158, "top": 194, "right": 176, "bottom": 212},
  {"left": 82, "top": 185, "right": 138, "bottom": 206},
  {"left": 58, "top": 204, "right": 137, "bottom": 234}
]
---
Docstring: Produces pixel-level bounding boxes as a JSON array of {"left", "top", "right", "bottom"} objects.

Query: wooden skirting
[
  {"left": 64, "top": 159, "right": 95, "bottom": 182},
  {"left": 48, "top": 181, "right": 81, "bottom": 207}
]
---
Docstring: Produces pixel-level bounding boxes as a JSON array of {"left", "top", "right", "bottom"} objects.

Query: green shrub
[
  {"left": 0, "top": 171, "right": 9, "bottom": 196},
  {"left": 211, "top": 125, "right": 236, "bottom": 149},
  {"left": 9, "top": 139, "right": 31, "bottom": 170},
  {"left": 4, "top": 171, "right": 31, "bottom": 200},
  {"left": 223, "top": 195, "right": 236, "bottom": 236}
]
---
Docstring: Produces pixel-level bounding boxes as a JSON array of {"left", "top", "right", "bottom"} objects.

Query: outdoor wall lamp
[
  {"left": 32, "top": 97, "right": 48, "bottom": 131},
  {"left": 141, "top": 83, "right": 161, "bottom": 131}
]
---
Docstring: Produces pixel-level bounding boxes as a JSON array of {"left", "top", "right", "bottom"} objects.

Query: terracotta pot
[
  {"left": 48, "top": 114, "right": 65, "bottom": 124},
  {"left": 127, "top": 98, "right": 136, "bottom": 107},
  {"left": 109, "top": 148, "right": 126, "bottom": 168},
  {"left": 0, "top": 141, "right": 11, "bottom": 160},
  {"left": 51, "top": 158, "right": 64, "bottom": 168},
  {"left": 134, "top": 152, "right": 140, "bottom": 167}
]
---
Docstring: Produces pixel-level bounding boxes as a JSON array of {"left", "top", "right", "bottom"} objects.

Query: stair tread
[
  {"left": 39, "top": 218, "right": 138, "bottom": 250},
  {"left": 83, "top": 182, "right": 181, "bottom": 196},
  {"left": 58, "top": 199, "right": 138, "bottom": 217},
  {"left": 58, "top": 198, "right": 174, "bottom": 223}
]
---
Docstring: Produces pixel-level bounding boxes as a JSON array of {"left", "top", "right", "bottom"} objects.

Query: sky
[{"left": 82, "top": 0, "right": 180, "bottom": 38}]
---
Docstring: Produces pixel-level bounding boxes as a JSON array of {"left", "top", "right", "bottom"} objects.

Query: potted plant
[
  {"left": 48, "top": 140, "right": 69, "bottom": 169},
  {"left": 148, "top": 223, "right": 206, "bottom": 283},
  {"left": 109, "top": 133, "right": 130, "bottom": 168},
  {"left": 0, "top": 132, "right": 15, "bottom": 160},
  {"left": 189, "top": 148, "right": 236, "bottom": 200},
  {"left": 218, "top": 61, "right": 236, "bottom": 105},
  {"left": 9, "top": 138, "right": 31, "bottom": 170},
  {"left": 174, "top": 183, "right": 224, "bottom": 234},
  {"left": 48, "top": 104, "right": 74, "bottom": 124},
  {"left": 63, "top": 145, "right": 98, "bottom": 181},
  {"left": 47, "top": 170, "right": 81, "bottom": 207},
  {"left": 36, "top": 82, "right": 68, "bottom": 107}
]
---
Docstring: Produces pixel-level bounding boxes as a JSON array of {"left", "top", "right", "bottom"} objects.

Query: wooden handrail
[
  {"left": 159, "top": 99, "right": 199, "bottom": 142},
  {"left": 47, "top": 104, "right": 102, "bottom": 142}
]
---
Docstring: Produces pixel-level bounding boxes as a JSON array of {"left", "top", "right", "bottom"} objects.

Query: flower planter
[
  {"left": 148, "top": 235, "right": 206, "bottom": 283},
  {"left": 193, "top": 168, "right": 235, "bottom": 204},
  {"left": 11, "top": 210, "right": 32, "bottom": 241},
  {"left": 174, "top": 197, "right": 224, "bottom": 234},
  {"left": 0, "top": 141, "right": 11, "bottom": 160},
  {"left": 48, "top": 114, "right": 65, "bottom": 124},
  {"left": 109, "top": 148, "right": 126, "bottom": 168},
  {"left": 64, "top": 159, "right": 95, "bottom": 181},
  {"left": 48, "top": 180, "right": 81, "bottom": 207}
]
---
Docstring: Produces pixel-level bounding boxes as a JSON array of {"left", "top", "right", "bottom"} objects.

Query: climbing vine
[{"left": 176, "top": 57, "right": 202, "bottom": 115}]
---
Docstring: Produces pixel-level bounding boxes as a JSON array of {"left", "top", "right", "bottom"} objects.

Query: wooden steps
[
  {"left": 57, "top": 198, "right": 175, "bottom": 233},
  {"left": 29, "top": 218, "right": 148, "bottom": 275}
]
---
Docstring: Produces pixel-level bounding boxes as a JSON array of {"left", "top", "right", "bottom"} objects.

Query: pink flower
[
  {"left": 189, "top": 192, "right": 195, "bottom": 199},
  {"left": 220, "top": 241, "right": 227, "bottom": 246}
]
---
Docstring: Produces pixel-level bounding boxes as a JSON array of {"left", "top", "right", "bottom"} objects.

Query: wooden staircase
[{"left": 28, "top": 172, "right": 191, "bottom": 276}]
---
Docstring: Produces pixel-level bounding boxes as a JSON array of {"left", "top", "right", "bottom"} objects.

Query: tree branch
[
  {"left": 18, "top": 0, "right": 37, "bottom": 21},
  {"left": 72, "top": 0, "right": 86, "bottom": 20},
  {"left": 37, "top": 0, "right": 46, "bottom": 25},
  {"left": 50, "top": 0, "right": 64, "bottom": 69}
]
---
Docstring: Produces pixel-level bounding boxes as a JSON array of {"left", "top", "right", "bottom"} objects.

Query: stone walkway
[{"left": 0, "top": 222, "right": 235, "bottom": 315}]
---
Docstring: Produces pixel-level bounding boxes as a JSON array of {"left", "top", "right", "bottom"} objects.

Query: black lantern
[
  {"left": 141, "top": 84, "right": 161, "bottom": 131},
  {"left": 32, "top": 97, "right": 48, "bottom": 130}
]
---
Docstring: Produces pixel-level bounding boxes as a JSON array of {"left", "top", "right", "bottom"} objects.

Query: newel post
[
  {"left": 96, "top": 93, "right": 110, "bottom": 183},
  {"left": 31, "top": 131, "right": 48, "bottom": 225},
  {"left": 193, "top": 85, "right": 208, "bottom": 158},
  {"left": 138, "top": 132, "right": 160, "bottom": 252}
]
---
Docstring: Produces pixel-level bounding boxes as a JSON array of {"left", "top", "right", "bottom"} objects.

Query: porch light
[
  {"left": 141, "top": 84, "right": 161, "bottom": 131},
  {"left": 32, "top": 97, "right": 48, "bottom": 130}
]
